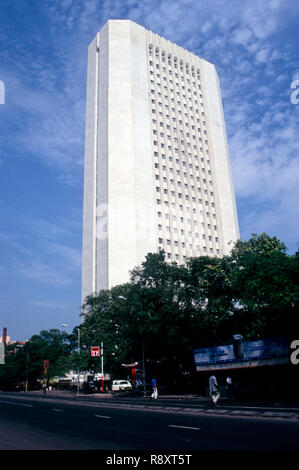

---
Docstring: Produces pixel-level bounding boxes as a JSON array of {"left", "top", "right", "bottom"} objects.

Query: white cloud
[
  {"left": 12, "top": 258, "right": 73, "bottom": 287},
  {"left": 231, "top": 27, "right": 253, "bottom": 47},
  {"left": 1, "top": 0, "right": 298, "bottom": 253},
  {"left": 0, "top": 216, "right": 81, "bottom": 287},
  {"left": 255, "top": 48, "right": 271, "bottom": 63}
]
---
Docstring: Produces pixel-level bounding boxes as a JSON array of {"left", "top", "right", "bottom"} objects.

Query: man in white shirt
[{"left": 209, "top": 374, "right": 220, "bottom": 406}]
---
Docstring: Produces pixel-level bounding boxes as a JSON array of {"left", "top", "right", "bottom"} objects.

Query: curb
[{"left": 1, "top": 392, "right": 299, "bottom": 421}]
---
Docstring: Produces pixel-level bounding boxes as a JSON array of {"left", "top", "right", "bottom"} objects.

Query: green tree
[
  {"left": 18, "top": 329, "right": 71, "bottom": 387},
  {"left": 230, "top": 233, "right": 299, "bottom": 339},
  {"left": 0, "top": 342, "right": 24, "bottom": 389}
]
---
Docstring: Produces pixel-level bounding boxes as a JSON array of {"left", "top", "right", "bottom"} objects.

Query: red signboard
[
  {"left": 43, "top": 360, "right": 50, "bottom": 374},
  {"left": 91, "top": 346, "right": 100, "bottom": 357}
]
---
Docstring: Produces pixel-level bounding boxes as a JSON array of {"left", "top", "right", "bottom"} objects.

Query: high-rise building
[{"left": 82, "top": 19, "right": 239, "bottom": 301}]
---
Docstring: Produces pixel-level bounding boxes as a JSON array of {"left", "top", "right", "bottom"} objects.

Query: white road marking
[
  {"left": 224, "top": 405, "right": 299, "bottom": 412},
  {"left": 169, "top": 425, "right": 200, "bottom": 431},
  {"left": 95, "top": 414, "right": 111, "bottom": 419},
  {"left": 52, "top": 409, "right": 64, "bottom": 412},
  {"left": 0, "top": 400, "right": 33, "bottom": 408}
]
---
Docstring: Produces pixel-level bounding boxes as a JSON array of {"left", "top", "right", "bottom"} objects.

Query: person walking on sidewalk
[
  {"left": 151, "top": 378, "right": 158, "bottom": 399},
  {"left": 209, "top": 374, "right": 220, "bottom": 406},
  {"left": 42, "top": 382, "right": 47, "bottom": 396}
]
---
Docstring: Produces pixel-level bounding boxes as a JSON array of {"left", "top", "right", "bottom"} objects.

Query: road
[{"left": 0, "top": 392, "right": 299, "bottom": 452}]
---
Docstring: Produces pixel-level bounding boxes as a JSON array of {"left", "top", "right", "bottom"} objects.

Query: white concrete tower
[{"left": 82, "top": 19, "right": 239, "bottom": 301}]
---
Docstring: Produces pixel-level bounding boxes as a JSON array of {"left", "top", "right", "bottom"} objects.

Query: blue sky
[{"left": 0, "top": 0, "right": 298, "bottom": 341}]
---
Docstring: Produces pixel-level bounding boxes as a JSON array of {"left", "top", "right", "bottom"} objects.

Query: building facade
[{"left": 82, "top": 20, "right": 239, "bottom": 301}]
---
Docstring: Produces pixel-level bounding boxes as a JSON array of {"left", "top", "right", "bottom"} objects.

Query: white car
[{"left": 111, "top": 380, "right": 132, "bottom": 392}]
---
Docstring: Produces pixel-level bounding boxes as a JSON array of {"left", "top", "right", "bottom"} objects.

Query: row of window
[
  {"left": 155, "top": 174, "right": 213, "bottom": 189},
  {"left": 158, "top": 235, "right": 219, "bottom": 245},
  {"left": 157, "top": 212, "right": 216, "bottom": 224},
  {"left": 157, "top": 242, "right": 220, "bottom": 258},
  {"left": 155, "top": 166, "right": 212, "bottom": 187},
  {"left": 157, "top": 223, "right": 217, "bottom": 237},
  {"left": 149, "top": 68, "right": 201, "bottom": 88},
  {"left": 156, "top": 198, "right": 216, "bottom": 216},
  {"left": 148, "top": 44, "right": 201, "bottom": 75},
  {"left": 155, "top": 187, "right": 214, "bottom": 203},
  {"left": 154, "top": 155, "right": 210, "bottom": 170},
  {"left": 150, "top": 81, "right": 202, "bottom": 97},
  {"left": 162, "top": 248, "right": 220, "bottom": 261},
  {"left": 157, "top": 211, "right": 217, "bottom": 227},
  {"left": 154, "top": 161, "right": 209, "bottom": 173},
  {"left": 153, "top": 128, "right": 207, "bottom": 140},
  {"left": 147, "top": 46, "right": 219, "bottom": 257}
]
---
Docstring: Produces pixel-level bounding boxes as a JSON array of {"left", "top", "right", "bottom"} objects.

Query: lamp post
[
  {"left": 101, "top": 342, "right": 104, "bottom": 392},
  {"left": 25, "top": 341, "right": 30, "bottom": 392},
  {"left": 61, "top": 323, "right": 81, "bottom": 395},
  {"left": 118, "top": 296, "right": 146, "bottom": 397}
]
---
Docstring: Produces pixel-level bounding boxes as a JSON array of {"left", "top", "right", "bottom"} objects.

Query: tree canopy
[{"left": 1, "top": 233, "right": 298, "bottom": 391}]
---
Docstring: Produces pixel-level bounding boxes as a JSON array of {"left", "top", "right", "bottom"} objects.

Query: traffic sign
[{"left": 91, "top": 346, "right": 100, "bottom": 357}]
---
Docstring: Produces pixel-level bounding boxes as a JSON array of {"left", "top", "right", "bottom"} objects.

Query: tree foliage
[{"left": 1, "top": 233, "right": 298, "bottom": 391}]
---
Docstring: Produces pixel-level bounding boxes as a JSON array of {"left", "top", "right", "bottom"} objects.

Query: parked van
[{"left": 111, "top": 380, "right": 132, "bottom": 392}]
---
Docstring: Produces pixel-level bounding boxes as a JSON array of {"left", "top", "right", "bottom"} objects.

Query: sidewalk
[
  {"left": 15, "top": 389, "right": 299, "bottom": 406},
  {"left": 2, "top": 390, "right": 299, "bottom": 420}
]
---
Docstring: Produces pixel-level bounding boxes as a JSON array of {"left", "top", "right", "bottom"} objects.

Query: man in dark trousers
[
  {"left": 151, "top": 378, "right": 158, "bottom": 399},
  {"left": 209, "top": 374, "right": 220, "bottom": 406}
]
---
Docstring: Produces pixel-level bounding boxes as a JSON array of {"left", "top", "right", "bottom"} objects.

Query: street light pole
[
  {"left": 140, "top": 302, "right": 146, "bottom": 397},
  {"left": 101, "top": 342, "right": 104, "bottom": 392},
  {"left": 118, "top": 296, "right": 146, "bottom": 397},
  {"left": 142, "top": 334, "right": 146, "bottom": 397},
  {"left": 77, "top": 327, "right": 81, "bottom": 395},
  {"left": 25, "top": 345, "right": 29, "bottom": 392},
  {"left": 61, "top": 323, "right": 80, "bottom": 395}
]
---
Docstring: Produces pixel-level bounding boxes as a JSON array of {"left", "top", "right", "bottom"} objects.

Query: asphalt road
[{"left": 0, "top": 393, "right": 299, "bottom": 451}]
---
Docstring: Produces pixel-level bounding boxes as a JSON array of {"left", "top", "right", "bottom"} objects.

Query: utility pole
[
  {"left": 101, "top": 342, "right": 104, "bottom": 392},
  {"left": 77, "top": 327, "right": 81, "bottom": 395},
  {"left": 118, "top": 296, "right": 147, "bottom": 397},
  {"left": 142, "top": 336, "right": 146, "bottom": 397},
  {"left": 140, "top": 302, "right": 147, "bottom": 397},
  {"left": 25, "top": 347, "right": 29, "bottom": 391}
]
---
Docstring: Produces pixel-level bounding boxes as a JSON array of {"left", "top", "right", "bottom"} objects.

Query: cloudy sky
[{"left": 0, "top": 0, "right": 298, "bottom": 340}]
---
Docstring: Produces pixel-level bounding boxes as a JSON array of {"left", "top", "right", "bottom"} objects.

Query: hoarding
[{"left": 194, "top": 337, "right": 289, "bottom": 371}]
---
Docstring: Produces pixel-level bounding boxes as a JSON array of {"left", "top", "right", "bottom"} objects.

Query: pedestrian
[
  {"left": 42, "top": 382, "right": 47, "bottom": 396},
  {"left": 226, "top": 376, "right": 234, "bottom": 398},
  {"left": 209, "top": 374, "right": 220, "bottom": 406},
  {"left": 151, "top": 378, "right": 158, "bottom": 399}
]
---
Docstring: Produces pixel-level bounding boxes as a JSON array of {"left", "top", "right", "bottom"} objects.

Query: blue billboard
[{"left": 194, "top": 337, "right": 289, "bottom": 371}]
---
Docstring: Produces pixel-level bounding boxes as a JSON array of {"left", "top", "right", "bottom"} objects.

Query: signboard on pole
[
  {"left": 43, "top": 360, "right": 50, "bottom": 374},
  {"left": 91, "top": 346, "right": 100, "bottom": 357}
]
